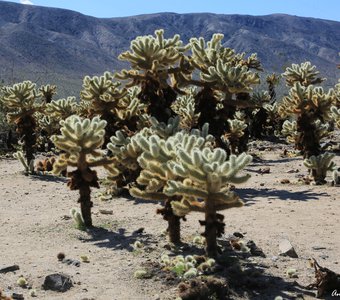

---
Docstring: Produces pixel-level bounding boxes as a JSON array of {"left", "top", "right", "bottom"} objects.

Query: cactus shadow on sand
[
  {"left": 80, "top": 226, "right": 153, "bottom": 251},
  {"left": 29, "top": 173, "right": 68, "bottom": 183},
  {"left": 237, "top": 188, "right": 328, "bottom": 205}
]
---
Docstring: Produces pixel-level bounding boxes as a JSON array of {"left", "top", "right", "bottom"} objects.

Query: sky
[{"left": 2, "top": 0, "right": 340, "bottom": 21}]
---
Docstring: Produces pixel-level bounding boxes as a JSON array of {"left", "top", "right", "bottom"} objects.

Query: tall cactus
[
  {"left": 278, "top": 78, "right": 335, "bottom": 158},
  {"left": 1, "top": 81, "right": 43, "bottom": 171},
  {"left": 165, "top": 148, "right": 252, "bottom": 257},
  {"left": 52, "top": 115, "right": 111, "bottom": 227},
  {"left": 187, "top": 34, "right": 261, "bottom": 151},
  {"left": 116, "top": 29, "right": 190, "bottom": 123}
]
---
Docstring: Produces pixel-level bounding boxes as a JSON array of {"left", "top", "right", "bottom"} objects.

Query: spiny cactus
[
  {"left": 1, "top": 81, "right": 43, "bottom": 172},
  {"left": 331, "top": 106, "right": 340, "bottom": 129},
  {"left": 171, "top": 89, "right": 200, "bottom": 130},
  {"left": 52, "top": 115, "right": 112, "bottom": 227},
  {"left": 130, "top": 129, "right": 213, "bottom": 243},
  {"left": 303, "top": 152, "right": 336, "bottom": 184},
  {"left": 222, "top": 119, "right": 247, "bottom": 154},
  {"left": 283, "top": 62, "right": 325, "bottom": 87},
  {"left": 278, "top": 77, "right": 335, "bottom": 159},
  {"left": 39, "top": 84, "right": 57, "bottom": 103},
  {"left": 266, "top": 73, "right": 280, "bottom": 102},
  {"left": 188, "top": 34, "right": 261, "bottom": 151},
  {"left": 105, "top": 129, "right": 147, "bottom": 194},
  {"left": 282, "top": 119, "right": 329, "bottom": 149},
  {"left": 116, "top": 29, "right": 189, "bottom": 123},
  {"left": 164, "top": 148, "right": 252, "bottom": 257},
  {"left": 80, "top": 72, "right": 140, "bottom": 145}
]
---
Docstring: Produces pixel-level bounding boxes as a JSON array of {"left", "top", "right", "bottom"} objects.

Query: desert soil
[{"left": 0, "top": 137, "right": 339, "bottom": 300}]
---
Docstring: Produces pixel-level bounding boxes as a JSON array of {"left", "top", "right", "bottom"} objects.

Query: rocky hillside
[{"left": 0, "top": 1, "right": 339, "bottom": 96}]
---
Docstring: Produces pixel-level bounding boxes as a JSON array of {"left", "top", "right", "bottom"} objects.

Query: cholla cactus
[
  {"left": 188, "top": 34, "right": 261, "bottom": 151},
  {"left": 331, "top": 106, "right": 340, "bottom": 129},
  {"left": 105, "top": 129, "right": 147, "bottom": 193},
  {"left": 266, "top": 73, "right": 280, "bottom": 102},
  {"left": 116, "top": 29, "right": 189, "bottom": 123},
  {"left": 282, "top": 62, "right": 324, "bottom": 87},
  {"left": 171, "top": 89, "right": 200, "bottom": 130},
  {"left": 282, "top": 120, "right": 300, "bottom": 146},
  {"left": 45, "top": 97, "right": 78, "bottom": 119},
  {"left": 39, "top": 84, "right": 57, "bottom": 103},
  {"left": 149, "top": 116, "right": 181, "bottom": 139},
  {"left": 130, "top": 130, "right": 213, "bottom": 243},
  {"left": 81, "top": 72, "right": 145, "bottom": 141},
  {"left": 165, "top": 148, "right": 252, "bottom": 257},
  {"left": 303, "top": 152, "right": 336, "bottom": 184},
  {"left": 278, "top": 77, "right": 335, "bottom": 158},
  {"left": 222, "top": 119, "right": 247, "bottom": 154},
  {"left": 52, "top": 115, "right": 111, "bottom": 227},
  {"left": 282, "top": 119, "right": 329, "bottom": 150},
  {"left": 1, "top": 81, "right": 43, "bottom": 172}
]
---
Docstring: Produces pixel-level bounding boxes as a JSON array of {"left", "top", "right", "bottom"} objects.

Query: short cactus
[
  {"left": 165, "top": 148, "right": 252, "bottom": 257},
  {"left": 303, "top": 152, "right": 336, "bottom": 184}
]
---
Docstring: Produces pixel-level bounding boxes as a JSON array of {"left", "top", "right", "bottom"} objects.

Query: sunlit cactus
[
  {"left": 80, "top": 72, "right": 140, "bottom": 145},
  {"left": 282, "top": 62, "right": 325, "bottom": 87},
  {"left": 39, "top": 84, "right": 57, "bottom": 103},
  {"left": 331, "top": 106, "right": 340, "bottom": 128},
  {"left": 1, "top": 81, "right": 43, "bottom": 172},
  {"left": 187, "top": 34, "right": 262, "bottom": 151},
  {"left": 303, "top": 152, "right": 336, "bottom": 184},
  {"left": 149, "top": 116, "right": 181, "bottom": 139},
  {"left": 281, "top": 120, "right": 300, "bottom": 146},
  {"left": 116, "top": 29, "right": 190, "bottom": 123},
  {"left": 171, "top": 88, "right": 200, "bottom": 130},
  {"left": 278, "top": 77, "right": 336, "bottom": 159},
  {"left": 45, "top": 97, "right": 78, "bottom": 119},
  {"left": 105, "top": 129, "right": 147, "bottom": 193},
  {"left": 266, "top": 73, "right": 280, "bottom": 101},
  {"left": 51, "top": 115, "right": 112, "bottom": 227},
  {"left": 222, "top": 119, "right": 247, "bottom": 154},
  {"left": 130, "top": 129, "right": 214, "bottom": 244},
  {"left": 165, "top": 148, "right": 252, "bottom": 257}
]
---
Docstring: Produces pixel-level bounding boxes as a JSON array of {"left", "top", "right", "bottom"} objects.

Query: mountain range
[{"left": 0, "top": 0, "right": 339, "bottom": 97}]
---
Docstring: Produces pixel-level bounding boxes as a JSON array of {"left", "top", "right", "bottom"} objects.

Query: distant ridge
[{"left": 0, "top": 0, "right": 339, "bottom": 96}]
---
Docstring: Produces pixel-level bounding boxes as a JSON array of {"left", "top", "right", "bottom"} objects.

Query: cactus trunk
[
  {"left": 17, "top": 115, "right": 36, "bottom": 169},
  {"left": 297, "top": 114, "right": 320, "bottom": 159},
  {"left": 158, "top": 198, "right": 181, "bottom": 244},
  {"left": 79, "top": 184, "right": 93, "bottom": 227}
]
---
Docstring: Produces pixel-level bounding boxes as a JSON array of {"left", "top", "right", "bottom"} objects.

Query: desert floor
[{"left": 0, "top": 137, "right": 339, "bottom": 300}]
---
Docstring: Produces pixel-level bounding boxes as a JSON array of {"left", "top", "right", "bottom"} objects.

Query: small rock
[
  {"left": 258, "top": 167, "right": 270, "bottom": 174},
  {"left": 233, "top": 232, "right": 244, "bottom": 238},
  {"left": 154, "top": 294, "right": 160, "bottom": 300},
  {"left": 133, "top": 228, "right": 145, "bottom": 235},
  {"left": 246, "top": 240, "right": 266, "bottom": 257},
  {"left": 280, "top": 179, "right": 290, "bottom": 184},
  {"left": 99, "top": 209, "right": 113, "bottom": 215},
  {"left": 312, "top": 246, "right": 327, "bottom": 250},
  {"left": 62, "top": 258, "right": 80, "bottom": 267},
  {"left": 42, "top": 273, "right": 73, "bottom": 292},
  {"left": 279, "top": 239, "right": 298, "bottom": 258},
  {"left": 11, "top": 293, "right": 24, "bottom": 300},
  {"left": 0, "top": 265, "right": 20, "bottom": 273}
]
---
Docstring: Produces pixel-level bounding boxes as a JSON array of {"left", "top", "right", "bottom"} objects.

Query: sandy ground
[{"left": 0, "top": 138, "right": 339, "bottom": 300}]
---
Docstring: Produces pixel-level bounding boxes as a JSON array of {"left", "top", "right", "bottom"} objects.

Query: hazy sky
[{"left": 3, "top": 0, "right": 340, "bottom": 21}]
